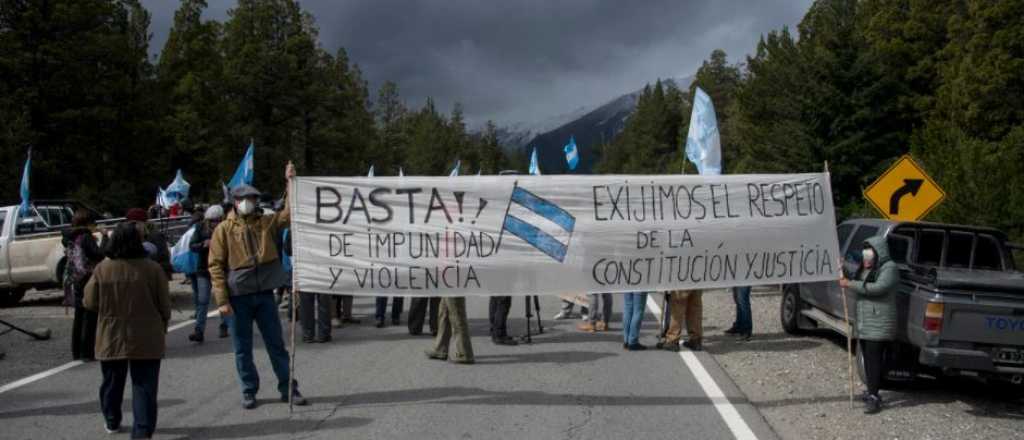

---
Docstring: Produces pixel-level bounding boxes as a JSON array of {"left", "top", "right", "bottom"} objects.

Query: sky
[{"left": 142, "top": 0, "right": 813, "bottom": 128}]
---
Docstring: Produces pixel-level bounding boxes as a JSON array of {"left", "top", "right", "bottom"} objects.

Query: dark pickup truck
[{"left": 781, "top": 218, "right": 1024, "bottom": 387}]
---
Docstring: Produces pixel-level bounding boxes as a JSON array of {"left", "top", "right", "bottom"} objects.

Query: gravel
[{"left": 699, "top": 287, "right": 1024, "bottom": 440}]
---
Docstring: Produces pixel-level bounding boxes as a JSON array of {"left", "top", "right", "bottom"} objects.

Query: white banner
[{"left": 291, "top": 173, "right": 841, "bottom": 296}]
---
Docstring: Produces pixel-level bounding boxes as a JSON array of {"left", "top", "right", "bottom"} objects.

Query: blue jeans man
[
  {"left": 228, "top": 291, "right": 303, "bottom": 408},
  {"left": 189, "top": 274, "right": 229, "bottom": 342},
  {"left": 727, "top": 286, "right": 753, "bottom": 339},
  {"left": 622, "top": 292, "right": 649, "bottom": 350}
]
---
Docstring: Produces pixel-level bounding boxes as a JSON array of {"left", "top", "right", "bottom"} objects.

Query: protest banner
[{"left": 290, "top": 173, "right": 841, "bottom": 296}]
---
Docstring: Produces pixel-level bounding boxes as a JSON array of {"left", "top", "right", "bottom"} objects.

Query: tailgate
[{"left": 942, "top": 299, "right": 1024, "bottom": 347}]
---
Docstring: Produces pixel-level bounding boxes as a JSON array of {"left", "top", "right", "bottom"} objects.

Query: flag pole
[
  {"left": 287, "top": 163, "right": 298, "bottom": 414},
  {"left": 826, "top": 161, "right": 855, "bottom": 409}
]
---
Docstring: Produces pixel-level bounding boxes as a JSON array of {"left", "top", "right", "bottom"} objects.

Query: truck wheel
[
  {"left": 0, "top": 288, "right": 26, "bottom": 307},
  {"left": 780, "top": 284, "right": 804, "bottom": 334}
]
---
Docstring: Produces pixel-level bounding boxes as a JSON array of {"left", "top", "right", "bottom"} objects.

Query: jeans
[
  {"left": 228, "top": 292, "right": 295, "bottom": 396},
  {"left": 300, "top": 291, "right": 331, "bottom": 340},
  {"left": 192, "top": 275, "right": 228, "bottom": 334},
  {"left": 488, "top": 296, "right": 512, "bottom": 338},
  {"left": 100, "top": 359, "right": 160, "bottom": 439},
  {"left": 732, "top": 286, "right": 752, "bottom": 333},
  {"left": 375, "top": 297, "right": 404, "bottom": 321},
  {"left": 71, "top": 305, "right": 97, "bottom": 360},
  {"left": 622, "top": 292, "right": 648, "bottom": 346},
  {"left": 588, "top": 293, "right": 613, "bottom": 323}
]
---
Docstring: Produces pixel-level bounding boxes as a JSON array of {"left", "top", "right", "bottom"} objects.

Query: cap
[{"left": 230, "top": 184, "right": 261, "bottom": 199}]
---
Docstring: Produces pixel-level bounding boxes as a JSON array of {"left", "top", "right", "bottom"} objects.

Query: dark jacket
[
  {"left": 83, "top": 258, "right": 171, "bottom": 360},
  {"left": 189, "top": 221, "right": 215, "bottom": 276},
  {"left": 848, "top": 236, "right": 900, "bottom": 341},
  {"left": 61, "top": 227, "right": 104, "bottom": 306},
  {"left": 143, "top": 225, "right": 173, "bottom": 278}
]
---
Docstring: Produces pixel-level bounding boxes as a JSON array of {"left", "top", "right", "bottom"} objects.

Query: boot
[
  {"left": 576, "top": 321, "right": 596, "bottom": 333},
  {"left": 595, "top": 320, "right": 608, "bottom": 331},
  {"left": 864, "top": 394, "right": 882, "bottom": 414},
  {"left": 188, "top": 330, "right": 204, "bottom": 343}
]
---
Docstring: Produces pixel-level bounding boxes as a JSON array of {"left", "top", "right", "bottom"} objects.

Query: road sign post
[{"left": 864, "top": 155, "right": 945, "bottom": 222}]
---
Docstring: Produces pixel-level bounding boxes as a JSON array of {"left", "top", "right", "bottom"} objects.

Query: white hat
[{"left": 204, "top": 205, "right": 224, "bottom": 220}]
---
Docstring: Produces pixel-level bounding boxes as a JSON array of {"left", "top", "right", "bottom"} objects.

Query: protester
[
  {"left": 125, "top": 208, "right": 173, "bottom": 278},
  {"left": 724, "top": 286, "right": 753, "bottom": 341},
  {"left": 657, "top": 290, "right": 704, "bottom": 351},
  {"left": 374, "top": 296, "right": 404, "bottom": 328},
  {"left": 209, "top": 162, "right": 308, "bottom": 409},
  {"left": 83, "top": 222, "right": 170, "bottom": 438},
  {"left": 407, "top": 296, "right": 440, "bottom": 336},
  {"left": 291, "top": 228, "right": 331, "bottom": 343},
  {"left": 63, "top": 209, "right": 105, "bottom": 361},
  {"left": 577, "top": 292, "right": 612, "bottom": 333},
  {"left": 488, "top": 296, "right": 517, "bottom": 345},
  {"left": 425, "top": 297, "right": 474, "bottom": 364},
  {"left": 839, "top": 236, "right": 899, "bottom": 415},
  {"left": 621, "top": 291, "right": 648, "bottom": 350},
  {"left": 187, "top": 205, "right": 229, "bottom": 342},
  {"left": 332, "top": 295, "right": 361, "bottom": 328}
]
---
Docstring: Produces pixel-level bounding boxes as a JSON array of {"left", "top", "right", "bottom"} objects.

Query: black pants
[
  {"left": 334, "top": 295, "right": 355, "bottom": 318},
  {"left": 299, "top": 292, "right": 331, "bottom": 340},
  {"left": 488, "top": 296, "right": 512, "bottom": 338},
  {"left": 860, "top": 340, "right": 887, "bottom": 396},
  {"left": 72, "top": 305, "right": 97, "bottom": 360},
  {"left": 407, "top": 297, "right": 440, "bottom": 335},
  {"left": 100, "top": 359, "right": 161, "bottom": 439},
  {"left": 375, "top": 297, "right": 404, "bottom": 321}
]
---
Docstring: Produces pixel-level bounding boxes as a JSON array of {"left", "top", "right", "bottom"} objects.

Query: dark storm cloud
[{"left": 144, "top": 0, "right": 811, "bottom": 126}]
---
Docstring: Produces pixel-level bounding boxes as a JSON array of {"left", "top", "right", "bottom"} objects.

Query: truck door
[{"left": 0, "top": 208, "right": 11, "bottom": 286}]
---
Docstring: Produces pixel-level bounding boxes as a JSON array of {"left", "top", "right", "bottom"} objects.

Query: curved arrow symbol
[{"left": 889, "top": 179, "right": 924, "bottom": 215}]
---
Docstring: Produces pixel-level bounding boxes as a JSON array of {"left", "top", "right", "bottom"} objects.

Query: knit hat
[{"left": 204, "top": 205, "right": 224, "bottom": 220}]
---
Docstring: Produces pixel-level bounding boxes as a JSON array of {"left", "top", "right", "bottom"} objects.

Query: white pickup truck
[{"left": 0, "top": 202, "right": 85, "bottom": 306}]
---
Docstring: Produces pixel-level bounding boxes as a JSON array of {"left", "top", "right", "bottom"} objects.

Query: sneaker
[
  {"left": 218, "top": 326, "right": 230, "bottom": 339},
  {"left": 282, "top": 389, "right": 309, "bottom": 406},
  {"left": 580, "top": 314, "right": 589, "bottom": 321},
  {"left": 425, "top": 350, "right": 448, "bottom": 361},
  {"left": 627, "top": 343, "right": 648, "bottom": 351},
  {"left": 242, "top": 393, "right": 258, "bottom": 409},
  {"left": 576, "top": 322, "right": 596, "bottom": 333},
  {"left": 552, "top": 311, "right": 571, "bottom": 320},
  {"left": 595, "top": 321, "right": 608, "bottom": 332},
  {"left": 682, "top": 340, "right": 703, "bottom": 351},
  {"left": 104, "top": 422, "right": 120, "bottom": 434},
  {"left": 864, "top": 394, "right": 882, "bottom": 414},
  {"left": 331, "top": 318, "right": 343, "bottom": 328},
  {"left": 723, "top": 327, "right": 740, "bottom": 335},
  {"left": 375, "top": 319, "right": 385, "bottom": 328},
  {"left": 187, "top": 331, "right": 204, "bottom": 343}
]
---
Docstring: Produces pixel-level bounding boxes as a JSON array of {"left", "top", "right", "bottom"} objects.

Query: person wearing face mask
[
  {"left": 187, "top": 205, "right": 230, "bottom": 342},
  {"left": 839, "top": 236, "right": 899, "bottom": 415},
  {"left": 209, "top": 162, "right": 309, "bottom": 409}
]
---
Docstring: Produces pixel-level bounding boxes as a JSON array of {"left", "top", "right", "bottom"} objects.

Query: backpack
[{"left": 63, "top": 234, "right": 97, "bottom": 306}]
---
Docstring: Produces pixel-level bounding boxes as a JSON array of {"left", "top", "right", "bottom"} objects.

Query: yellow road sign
[{"left": 864, "top": 155, "right": 945, "bottom": 221}]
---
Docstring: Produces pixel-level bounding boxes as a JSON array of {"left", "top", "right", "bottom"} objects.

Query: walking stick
[
  {"left": 288, "top": 287, "right": 298, "bottom": 413},
  {"left": 839, "top": 259, "right": 854, "bottom": 409}
]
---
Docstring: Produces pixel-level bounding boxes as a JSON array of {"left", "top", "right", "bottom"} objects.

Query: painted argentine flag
[
  {"left": 500, "top": 184, "right": 576, "bottom": 263},
  {"left": 563, "top": 136, "right": 579, "bottom": 171}
]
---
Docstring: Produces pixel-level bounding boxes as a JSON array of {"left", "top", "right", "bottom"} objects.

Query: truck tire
[
  {"left": 0, "top": 288, "right": 26, "bottom": 307},
  {"left": 780, "top": 284, "right": 804, "bottom": 334}
]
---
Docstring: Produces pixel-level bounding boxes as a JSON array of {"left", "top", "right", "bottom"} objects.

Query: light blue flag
[
  {"left": 528, "top": 147, "right": 541, "bottom": 176},
  {"left": 165, "top": 169, "right": 190, "bottom": 203},
  {"left": 156, "top": 187, "right": 172, "bottom": 209},
  {"left": 398, "top": 167, "right": 404, "bottom": 177},
  {"left": 449, "top": 160, "right": 461, "bottom": 177},
  {"left": 18, "top": 149, "right": 31, "bottom": 216},
  {"left": 367, "top": 165, "right": 375, "bottom": 177},
  {"left": 228, "top": 141, "right": 255, "bottom": 189},
  {"left": 684, "top": 87, "right": 722, "bottom": 175},
  {"left": 563, "top": 136, "right": 579, "bottom": 171}
]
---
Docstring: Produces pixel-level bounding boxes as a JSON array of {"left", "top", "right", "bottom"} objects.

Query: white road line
[
  {"left": 0, "top": 310, "right": 220, "bottom": 395},
  {"left": 646, "top": 296, "right": 758, "bottom": 440}
]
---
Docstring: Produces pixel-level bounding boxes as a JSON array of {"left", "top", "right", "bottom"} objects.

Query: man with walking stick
[{"left": 210, "top": 162, "right": 309, "bottom": 410}]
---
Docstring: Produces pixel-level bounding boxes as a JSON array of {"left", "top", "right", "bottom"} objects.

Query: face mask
[
  {"left": 862, "top": 248, "right": 876, "bottom": 264},
  {"left": 237, "top": 200, "right": 256, "bottom": 216}
]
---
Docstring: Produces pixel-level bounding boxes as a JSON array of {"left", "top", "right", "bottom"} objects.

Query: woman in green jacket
[{"left": 839, "top": 235, "right": 899, "bottom": 415}]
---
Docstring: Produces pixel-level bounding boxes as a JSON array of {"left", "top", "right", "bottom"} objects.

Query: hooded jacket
[
  {"left": 208, "top": 201, "right": 290, "bottom": 306},
  {"left": 83, "top": 258, "right": 171, "bottom": 360},
  {"left": 848, "top": 235, "right": 900, "bottom": 341}
]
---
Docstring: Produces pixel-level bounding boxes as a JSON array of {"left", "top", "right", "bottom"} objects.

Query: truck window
[
  {"left": 0, "top": 210, "right": 6, "bottom": 236},
  {"left": 973, "top": 234, "right": 1003, "bottom": 271},
  {"left": 844, "top": 225, "right": 879, "bottom": 265},
  {"left": 887, "top": 234, "right": 911, "bottom": 264},
  {"left": 916, "top": 230, "right": 945, "bottom": 267},
  {"left": 946, "top": 232, "right": 973, "bottom": 269},
  {"left": 836, "top": 224, "right": 854, "bottom": 250}
]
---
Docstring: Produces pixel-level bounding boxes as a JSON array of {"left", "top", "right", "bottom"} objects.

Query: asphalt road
[{"left": 0, "top": 289, "right": 776, "bottom": 440}]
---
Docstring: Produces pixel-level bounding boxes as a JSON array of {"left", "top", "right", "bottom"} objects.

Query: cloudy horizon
[{"left": 142, "top": 0, "right": 812, "bottom": 128}]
